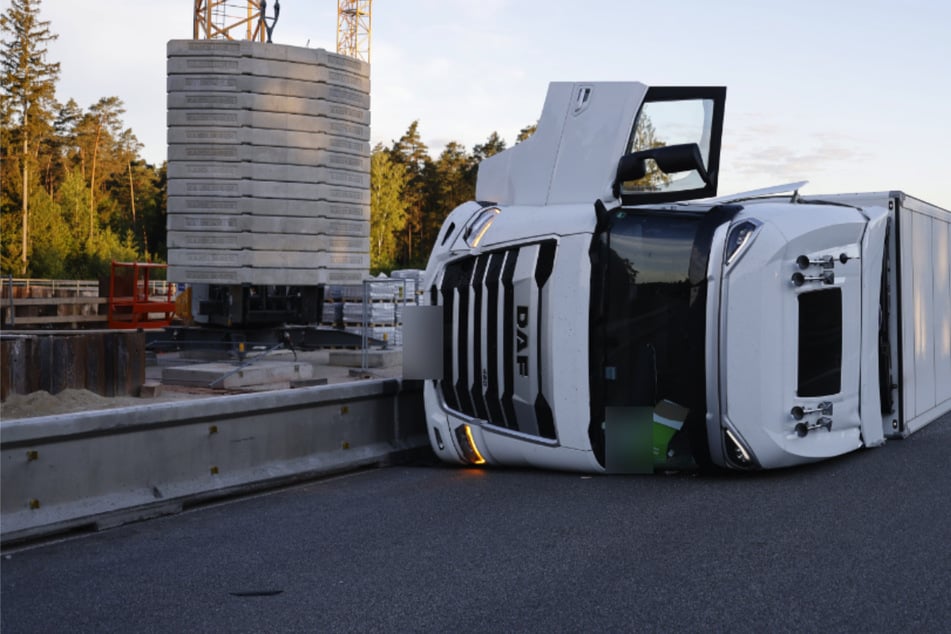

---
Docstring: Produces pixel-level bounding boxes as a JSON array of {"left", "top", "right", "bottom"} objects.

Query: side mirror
[{"left": 613, "top": 143, "right": 709, "bottom": 198}]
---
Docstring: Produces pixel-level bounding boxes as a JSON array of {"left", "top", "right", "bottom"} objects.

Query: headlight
[
  {"left": 723, "top": 428, "right": 759, "bottom": 470},
  {"left": 454, "top": 424, "right": 487, "bottom": 465},
  {"left": 724, "top": 219, "right": 762, "bottom": 266},
  {"left": 463, "top": 207, "right": 500, "bottom": 248}
]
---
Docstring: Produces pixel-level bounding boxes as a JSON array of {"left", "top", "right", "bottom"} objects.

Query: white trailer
[{"left": 404, "top": 82, "right": 950, "bottom": 471}]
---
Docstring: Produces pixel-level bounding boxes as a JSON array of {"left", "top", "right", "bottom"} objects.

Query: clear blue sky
[{"left": 37, "top": 0, "right": 951, "bottom": 207}]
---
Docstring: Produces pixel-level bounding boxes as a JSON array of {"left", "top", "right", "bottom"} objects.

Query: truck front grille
[{"left": 437, "top": 241, "right": 556, "bottom": 440}]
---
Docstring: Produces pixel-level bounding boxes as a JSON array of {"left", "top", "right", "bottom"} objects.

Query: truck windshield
[{"left": 588, "top": 207, "right": 735, "bottom": 469}]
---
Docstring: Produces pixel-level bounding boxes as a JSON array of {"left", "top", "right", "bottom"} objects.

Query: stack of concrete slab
[
  {"left": 320, "top": 278, "right": 423, "bottom": 347},
  {"left": 166, "top": 39, "right": 371, "bottom": 286}
]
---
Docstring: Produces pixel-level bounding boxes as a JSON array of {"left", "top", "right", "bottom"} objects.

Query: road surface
[{"left": 2, "top": 414, "right": 949, "bottom": 632}]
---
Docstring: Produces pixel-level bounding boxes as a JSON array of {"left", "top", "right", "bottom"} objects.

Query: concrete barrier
[{"left": 0, "top": 379, "right": 426, "bottom": 545}]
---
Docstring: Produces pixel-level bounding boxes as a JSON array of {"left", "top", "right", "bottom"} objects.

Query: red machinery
[{"left": 107, "top": 262, "right": 176, "bottom": 329}]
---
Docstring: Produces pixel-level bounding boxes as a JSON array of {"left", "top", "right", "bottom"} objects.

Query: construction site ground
[{"left": 0, "top": 348, "right": 404, "bottom": 421}]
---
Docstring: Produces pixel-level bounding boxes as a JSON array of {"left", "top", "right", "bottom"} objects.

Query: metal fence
[{"left": 1, "top": 275, "right": 178, "bottom": 328}]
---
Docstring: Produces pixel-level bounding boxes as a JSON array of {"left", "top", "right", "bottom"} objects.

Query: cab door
[{"left": 616, "top": 86, "right": 727, "bottom": 206}]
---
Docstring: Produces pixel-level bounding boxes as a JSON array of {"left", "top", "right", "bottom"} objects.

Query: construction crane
[
  {"left": 192, "top": 2, "right": 371, "bottom": 63},
  {"left": 336, "top": 1, "right": 371, "bottom": 63},
  {"left": 193, "top": 1, "right": 279, "bottom": 42}
]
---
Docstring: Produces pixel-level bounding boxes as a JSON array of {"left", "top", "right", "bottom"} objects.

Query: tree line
[
  {"left": 370, "top": 121, "right": 535, "bottom": 273},
  {"left": 1, "top": 0, "right": 533, "bottom": 281},
  {"left": 1, "top": 0, "right": 166, "bottom": 279}
]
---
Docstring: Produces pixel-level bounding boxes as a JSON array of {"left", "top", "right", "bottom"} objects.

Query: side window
[
  {"left": 622, "top": 97, "right": 718, "bottom": 195},
  {"left": 797, "top": 289, "right": 843, "bottom": 397}
]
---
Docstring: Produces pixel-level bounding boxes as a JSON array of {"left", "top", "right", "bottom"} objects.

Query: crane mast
[
  {"left": 336, "top": 1, "right": 371, "bottom": 63},
  {"left": 193, "top": 1, "right": 275, "bottom": 42}
]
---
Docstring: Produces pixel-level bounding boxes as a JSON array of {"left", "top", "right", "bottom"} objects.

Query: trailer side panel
[{"left": 898, "top": 194, "right": 951, "bottom": 434}]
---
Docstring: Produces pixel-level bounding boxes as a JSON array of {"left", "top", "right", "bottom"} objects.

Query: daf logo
[{"left": 516, "top": 304, "right": 529, "bottom": 377}]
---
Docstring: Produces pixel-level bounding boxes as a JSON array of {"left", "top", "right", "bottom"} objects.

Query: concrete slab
[
  {"left": 167, "top": 179, "right": 241, "bottom": 196},
  {"left": 167, "top": 76, "right": 370, "bottom": 108},
  {"left": 243, "top": 198, "right": 370, "bottom": 219},
  {"left": 166, "top": 40, "right": 369, "bottom": 79},
  {"left": 166, "top": 249, "right": 369, "bottom": 269},
  {"left": 328, "top": 349, "right": 402, "bottom": 369},
  {"left": 169, "top": 110, "right": 241, "bottom": 127},
  {"left": 167, "top": 120, "right": 369, "bottom": 144},
  {"left": 167, "top": 39, "right": 243, "bottom": 58},
  {"left": 166, "top": 197, "right": 369, "bottom": 220},
  {"left": 167, "top": 126, "right": 240, "bottom": 144},
  {"left": 168, "top": 110, "right": 372, "bottom": 138},
  {"left": 166, "top": 214, "right": 241, "bottom": 232},
  {"left": 167, "top": 128, "right": 369, "bottom": 156},
  {"left": 167, "top": 136, "right": 369, "bottom": 161},
  {"left": 238, "top": 43, "right": 369, "bottom": 78},
  {"left": 166, "top": 144, "right": 243, "bottom": 162},
  {"left": 167, "top": 144, "right": 371, "bottom": 166},
  {"left": 167, "top": 231, "right": 367, "bottom": 252},
  {"left": 246, "top": 121, "right": 370, "bottom": 143},
  {"left": 168, "top": 57, "right": 242, "bottom": 75},
  {"left": 166, "top": 162, "right": 369, "bottom": 188},
  {"left": 166, "top": 180, "right": 370, "bottom": 204},
  {"left": 341, "top": 303, "right": 402, "bottom": 323},
  {"left": 167, "top": 58, "right": 371, "bottom": 93},
  {"left": 166, "top": 266, "right": 367, "bottom": 286},
  {"left": 167, "top": 92, "right": 241, "bottom": 109},
  {"left": 166, "top": 93, "right": 370, "bottom": 125},
  {"left": 161, "top": 360, "right": 314, "bottom": 389},
  {"left": 166, "top": 214, "right": 369, "bottom": 236},
  {"left": 166, "top": 196, "right": 241, "bottom": 214}
]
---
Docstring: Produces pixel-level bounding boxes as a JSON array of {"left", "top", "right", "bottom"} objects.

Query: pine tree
[
  {"left": 428, "top": 141, "right": 475, "bottom": 244},
  {"left": 1, "top": 0, "right": 60, "bottom": 274},
  {"left": 516, "top": 123, "right": 537, "bottom": 144},
  {"left": 369, "top": 145, "right": 409, "bottom": 272},
  {"left": 79, "top": 96, "right": 128, "bottom": 239},
  {"left": 389, "top": 121, "right": 431, "bottom": 266}
]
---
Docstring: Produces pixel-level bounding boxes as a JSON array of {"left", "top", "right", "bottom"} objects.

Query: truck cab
[{"left": 405, "top": 82, "right": 950, "bottom": 472}]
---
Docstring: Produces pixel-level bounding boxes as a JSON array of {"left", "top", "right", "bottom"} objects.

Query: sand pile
[{"left": 0, "top": 388, "right": 206, "bottom": 421}]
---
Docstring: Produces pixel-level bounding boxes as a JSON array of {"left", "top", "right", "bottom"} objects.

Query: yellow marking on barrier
[
  {"left": 29, "top": 499, "right": 40, "bottom": 510},
  {"left": 209, "top": 425, "right": 218, "bottom": 435},
  {"left": 341, "top": 405, "right": 349, "bottom": 415},
  {"left": 26, "top": 450, "right": 38, "bottom": 461},
  {"left": 342, "top": 441, "right": 350, "bottom": 450},
  {"left": 210, "top": 466, "right": 219, "bottom": 475}
]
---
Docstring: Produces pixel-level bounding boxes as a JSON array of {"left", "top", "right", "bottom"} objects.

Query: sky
[{"left": 31, "top": 0, "right": 951, "bottom": 208}]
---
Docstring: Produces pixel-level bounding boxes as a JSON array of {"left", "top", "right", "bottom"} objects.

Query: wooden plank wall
[{"left": 0, "top": 331, "right": 146, "bottom": 401}]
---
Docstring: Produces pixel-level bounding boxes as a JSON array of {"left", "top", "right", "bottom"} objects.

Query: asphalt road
[{"left": 2, "top": 414, "right": 949, "bottom": 633}]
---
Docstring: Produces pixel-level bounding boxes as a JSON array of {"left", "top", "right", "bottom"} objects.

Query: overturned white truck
[{"left": 404, "top": 82, "right": 951, "bottom": 472}]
